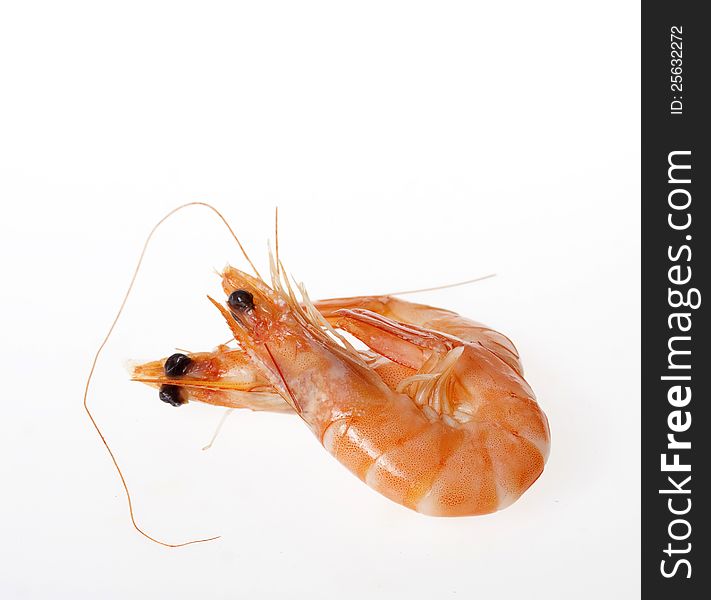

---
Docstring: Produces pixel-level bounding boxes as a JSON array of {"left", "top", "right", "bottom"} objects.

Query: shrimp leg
[
  {"left": 314, "top": 296, "right": 523, "bottom": 375},
  {"left": 323, "top": 307, "right": 541, "bottom": 432}
]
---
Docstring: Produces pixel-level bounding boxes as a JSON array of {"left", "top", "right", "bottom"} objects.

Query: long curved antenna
[
  {"left": 202, "top": 409, "right": 235, "bottom": 451},
  {"left": 382, "top": 273, "right": 496, "bottom": 297},
  {"left": 274, "top": 206, "right": 280, "bottom": 270},
  {"left": 83, "top": 202, "right": 257, "bottom": 547},
  {"left": 195, "top": 201, "right": 263, "bottom": 280}
]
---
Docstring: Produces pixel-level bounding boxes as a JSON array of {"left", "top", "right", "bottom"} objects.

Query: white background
[{"left": 0, "top": 2, "right": 640, "bottom": 598}]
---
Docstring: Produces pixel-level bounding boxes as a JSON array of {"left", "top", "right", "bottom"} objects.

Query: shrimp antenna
[
  {"left": 383, "top": 273, "right": 497, "bottom": 296},
  {"left": 83, "top": 201, "right": 259, "bottom": 547},
  {"left": 274, "top": 206, "right": 280, "bottom": 270},
  {"left": 202, "top": 408, "right": 235, "bottom": 451}
]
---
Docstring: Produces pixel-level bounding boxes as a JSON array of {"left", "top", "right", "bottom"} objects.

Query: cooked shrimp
[{"left": 134, "top": 264, "right": 550, "bottom": 516}]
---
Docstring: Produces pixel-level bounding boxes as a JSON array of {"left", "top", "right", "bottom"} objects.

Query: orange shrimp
[{"left": 133, "top": 263, "right": 550, "bottom": 516}]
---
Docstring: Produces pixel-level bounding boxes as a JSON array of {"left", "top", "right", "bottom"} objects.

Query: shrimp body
[
  {"left": 315, "top": 297, "right": 550, "bottom": 515},
  {"left": 134, "top": 267, "right": 550, "bottom": 516}
]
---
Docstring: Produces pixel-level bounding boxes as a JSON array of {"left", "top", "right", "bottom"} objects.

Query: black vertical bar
[{"left": 642, "top": 1, "right": 708, "bottom": 596}]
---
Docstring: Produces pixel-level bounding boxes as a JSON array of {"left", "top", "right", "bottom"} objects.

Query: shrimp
[{"left": 133, "top": 264, "right": 550, "bottom": 516}]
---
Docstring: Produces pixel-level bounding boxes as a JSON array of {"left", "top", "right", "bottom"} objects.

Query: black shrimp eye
[
  {"left": 228, "top": 289, "right": 255, "bottom": 311},
  {"left": 164, "top": 353, "right": 192, "bottom": 377},
  {"left": 159, "top": 384, "right": 185, "bottom": 407}
]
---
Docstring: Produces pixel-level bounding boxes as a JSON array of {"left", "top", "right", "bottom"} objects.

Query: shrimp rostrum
[{"left": 132, "top": 262, "right": 550, "bottom": 517}]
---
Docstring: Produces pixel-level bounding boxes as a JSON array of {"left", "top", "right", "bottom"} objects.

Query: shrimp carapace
[{"left": 133, "top": 264, "right": 551, "bottom": 517}]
